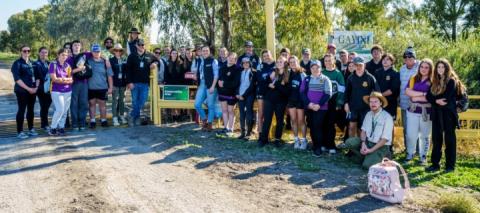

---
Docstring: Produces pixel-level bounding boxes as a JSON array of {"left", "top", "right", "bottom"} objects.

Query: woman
[
  {"left": 48, "top": 48, "right": 74, "bottom": 136},
  {"left": 322, "top": 54, "right": 345, "bottom": 154},
  {"left": 183, "top": 48, "right": 195, "bottom": 85},
  {"left": 256, "top": 50, "right": 276, "bottom": 138},
  {"left": 11, "top": 45, "right": 39, "bottom": 139},
  {"left": 343, "top": 62, "right": 355, "bottom": 82},
  {"left": 300, "top": 60, "right": 332, "bottom": 156},
  {"left": 110, "top": 44, "right": 128, "bottom": 126},
  {"left": 218, "top": 52, "right": 241, "bottom": 135},
  {"left": 426, "top": 59, "right": 463, "bottom": 173},
  {"left": 405, "top": 59, "right": 433, "bottom": 165},
  {"left": 33, "top": 47, "right": 51, "bottom": 130},
  {"left": 287, "top": 56, "right": 307, "bottom": 149},
  {"left": 237, "top": 57, "right": 257, "bottom": 140},
  {"left": 258, "top": 56, "right": 290, "bottom": 147},
  {"left": 87, "top": 44, "right": 113, "bottom": 128},
  {"left": 164, "top": 49, "right": 185, "bottom": 85},
  {"left": 127, "top": 27, "right": 141, "bottom": 55}
]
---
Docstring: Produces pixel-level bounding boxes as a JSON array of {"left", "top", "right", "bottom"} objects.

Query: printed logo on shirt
[
  {"left": 386, "top": 75, "right": 391, "bottom": 81},
  {"left": 227, "top": 72, "right": 231, "bottom": 76},
  {"left": 362, "top": 81, "right": 368, "bottom": 87},
  {"left": 206, "top": 64, "right": 212, "bottom": 67}
]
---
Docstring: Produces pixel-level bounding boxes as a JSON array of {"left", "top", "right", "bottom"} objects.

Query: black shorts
[
  {"left": 218, "top": 94, "right": 237, "bottom": 106},
  {"left": 287, "top": 101, "right": 304, "bottom": 109},
  {"left": 88, "top": 89, "right": 108, "bottom": 101},
  {"left": 349, "top": 109, "right": 368, "bottom": 127}
]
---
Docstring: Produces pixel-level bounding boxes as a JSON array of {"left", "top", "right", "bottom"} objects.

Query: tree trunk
[{"left": 221, "top": 0, "right": 232, "bottom": 49}]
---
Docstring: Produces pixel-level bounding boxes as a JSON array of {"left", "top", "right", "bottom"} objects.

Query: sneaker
[
  {"left": 28, "top": 129, "right": 38, "bottom": 136},
  {"left": 79, "top": 127, "right": 86, "bottom": 131},
  {"left": 329, "top": 149, "right": 337, "bottom": 154},
  {"left": 206, "top": 123, "right": 213, "bottom": 132},
  {"left": 300, "top": 138, "right": 308, "bottom": 150},
  {"left": 101, "top": 120, "right": 109, "bottom": 127},
  {"left": 17, "top": 132, "right": 29, "bottom": 139},
  {"left": 321, "top": 147, "right": 327, "bottom": 152},
  {"left": 237, "top": 132, "right": 246, "bottom": 140},
  {"left": 293, "top": 138, "right": 300, "bottom": 149},
  {"left": 134, "top": 118, "right": 141, "bottom": 126},
  {"left": 89, "top": 122, "right": 96, "bottom": 129},
  {"left": 313, "top": 149, "right": 322, "bottom": 157},
  {"left": 113, "top": 117, "right": 120, "bottom": 126},
  {"left": 58, "top": 128, "right": 65, "bottom": 136},
  {"left": 42, "top": 126, "right": 50, "bottom": 131},
  {"left": 120, "top": 116, "right": 128, "bottom": 124},
  {"left": 48, "top": 128, "right": 57, "bottom": 136},
  {"left": 425, "top": 165, "right": 440, "bottom": 173},
  {"left": 444, "top": 167, "right": 455, "bottom": 173},
  {"left": 404, "top": 154, "right": 414, "bottom": 164},
  {"left": 128, "top": 117, "right": 135, "bottom": 127},
  {"left": 420, "top": 156, "right": 427, "bottom": 166},
  {"left": 72, "top": 127, "right": 80, "bottom": 132}
]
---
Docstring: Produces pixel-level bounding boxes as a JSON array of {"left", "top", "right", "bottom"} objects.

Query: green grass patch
[
  {"left": 0, "top": 52, "right": 16, "bottom": 65},
  {"left": 433, "top": 194, "right": 480, "bottom": 213}
]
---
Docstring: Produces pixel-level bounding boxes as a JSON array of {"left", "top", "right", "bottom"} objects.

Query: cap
[
  {"left": 245, "top": 41, "right": 254, "bottom": 47},
  {"left": 137, "top": 39, "right": 145, "bottom": 45},
  {"left": 327, "top": 43, "right": 336, "bottom": 49},
  {"left": 302, "top": 48, "right": 311, "bottom": 54},
  {"left": 91, "top": 43, "right": 101, "bottom": 52},
  {"left": 241, "top": 57, "right": 251, "bottom": 63},
  {"left": 403, "top": 47, "right": 416, "bottom": 58},
  {"left": 353, "top": 56, "right": 365, "bottom": 64},
  {"left": 310, "top": 60, "right": 321, "bottom": 68}
]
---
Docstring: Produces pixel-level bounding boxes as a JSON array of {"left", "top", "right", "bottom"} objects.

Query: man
[
  {"left": 338, "top": 92, "right": 394, "bottom": 169},
  {"left": 321, "top": 43, "right": 342, "bottom": 69},
  {"left": 162, "top": 46, "right": 171, "bottom": 65},
  {"left": 237, "top": 41, "right": 260, "bottom": 70},
  {"left": 125, "top": 39, "right": 158, "bottom": 126},
  {"left": 300, "top": 48, "right": 312, "bottom": 75},
  {"left": 279, "top": 47, "right": 290, "bottom": 60},
  {"left": 193, "top": 46, "right": 219, "bottom": 131},
  {"left": 339, "top": 49, "right": 349, "bottom": 73},
  {"left": 399, "top": 47, "right": 419, "bottom": 148},
  {"left": 33, "top": 47, "right": 51, "bottom": 130},
  {"left": 153, "top": 47, "right": 165, "bottom": 84},
  {"left": 365, "top": 44, "right": 384, "bottom": 76},
  {"left": 69, "top": 40, "right": 90, "bottom": 131},
  {"left": 102, "top": 37, "right": 114, "bottom": 59},
  {"left": 374, "top": 53, "right": 400, "bottom": 119},
  {"left": 218, "top": 47, "right": 228, "bottom": 69},
  {"left": 348, "top": 52, "right": 358, "bottom": 63}
]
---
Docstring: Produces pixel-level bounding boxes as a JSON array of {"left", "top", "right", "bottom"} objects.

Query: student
[
  {"left": 162, "top": 46, "right": 172, "bottom": 64},
  {"left": 374, "top": 53, "right": 400, "bottom": 119},
  {"left": 110, "top": 44, "right": 128, "bottom": 126},
  {"left": 48, "top": 48, "right": 74, "bottom": 136},
  {"left": 127, "top": 27, "right": 141, "bottom": 56},
  {"left": 300, "top": 60, "right": 332, "bottom": 156},
  {"left": 300, "top": 48, "right": 312, "bottom": 75},
  {"left": 425, "top": 59, "right": 463, "bottom": 173},
  {"left": 343, "top": 62, "right": 355, "bottom": 83},
  {"left": 321, "top": 44, "right": 342, "bottom": 70},
  {"left": 348, "top": 52, "right": 358, "bottom": 63},
  {"left": 279, "top": 47, "right": 290, "bottom": 60},
  {"left": 258, "top": 56, "right": 290, "bottom": 147},
  {"left": 126, "top": 39, "right": 158, "bottom": 126},
  {"left": 183, "top": 47, "right": 195, "bottom": 85},
  {"left": 69, "top": 40, "right": 90, "bottom": 131},
  {"left": 344, "top": 57, "right": 380, "bottom": 138},
  {"left": 237, "top": 58, "right": 257, "bottom": 140},
  {"left": 338, "top": 92, "right": 394, "bottom": 169},
  {"left": 399, "top": 47, "right": 419, "bottom": 148},
  {"left": 11, "top": 45, "right": 39, "bottom": 139},
  {"left": 192, "top": 46, "right": 219, "bottom": 131},
  {"left": 164, "top": 49, "right": 186, "bottom": 85},
  {"left": 102, "top": 37, "right": 114, "bottom": 59},
  {"left": 339, "top": 49, "right": 349, "bottom": 73},
  {"left": 153, "top": 47, "right": 165, "bottom": 85},
  {"left": 365, "top": 44, "right": 384, "bottom": 76},
  {"left": 87, "top": 44, "right": 113, "bottom": 128},
  {"left": 218, "top": 52, "right": 241, "bottom": 135},
  {"left": 322, "top": 53, "right": 345, "bottom": 154},
  {"left": 237, "top": 41, "right": 260, "bottom": 69},
  {"left": 33, "top": 47, "right": 51, "bottom": 131},
  {"left": 218, "top": 47, "right": 229, "bottom": 69},
  {"left": 405, "top": 59, "right": 434, "bottom": 165},
  {"left": 256, "top": 50, "right": 276, "bottom": 138},
  {"left": 287, "top": 56, "right": 307, "bottom": 149}
]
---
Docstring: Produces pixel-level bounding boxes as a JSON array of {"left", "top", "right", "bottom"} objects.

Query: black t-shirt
[
  {"left": 345, "top": 71, "right": 380, "bottom": 111},
  {"left": 366, "top": 59, "right": 383, "bottom": 76},
  {"left": 374, "top": 67, "right": 400, "bottom": 117},
  {"left": 300, "top": 60, "right": 312, "bottom": 75},
  {"left": 218, "top": 65, "right": 241, "bottom": 96},
  {"left": 126, "top": 52, "right": 157, "bottom": 84},
  {"left": 164, "top": 60, "right": 186, "bottom": 85}
]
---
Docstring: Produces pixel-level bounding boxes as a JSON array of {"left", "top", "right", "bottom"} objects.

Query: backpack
[
  {"left": 368, "top": 158, "right": 410, "bottom": 203},
  {"left": 43, "top": 63, "right": 56, "bottom": 94},
  {"left": 73, "top": 54, "right": 92, "bottom": 79},
  {"left": 456, "top": 82, "right": 469, "bottom": 113}
]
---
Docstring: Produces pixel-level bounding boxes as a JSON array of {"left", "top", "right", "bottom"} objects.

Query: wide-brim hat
[
  {"left": 363, "top": 91, "right": 388, "bottom": 108},
  {"left": 129, "top": 27, "right": 141, "bottom": 34},
  {"left": 113, "top": 43, "right": 124, "bottom": 51}
]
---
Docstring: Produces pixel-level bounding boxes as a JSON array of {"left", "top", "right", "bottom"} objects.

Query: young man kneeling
[{"left": 338, "top": 91, "right": 393, "bottom": 169}]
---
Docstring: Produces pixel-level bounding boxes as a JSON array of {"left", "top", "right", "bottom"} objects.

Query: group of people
[{"left": 11, "top": 27, "right": 465, "bottom": 172}]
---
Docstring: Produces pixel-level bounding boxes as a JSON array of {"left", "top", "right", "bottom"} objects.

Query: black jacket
[
  {"left": 427, "top": 78, "right": 459, "bottom": 127},
  {"left": 110, "top": 57, "right": 127, "bottom": 87},
  {"left": 164, "top": 60, "right": 186, "bottom": 85},
  {"left": 33, "top": 59, "right": 50, "bottom": 89},
  {"left": 218, "top": 65, "right": 241, "bottom": 96},
  {"left": 256, "top": 62, "right": 275, "bottom": 97},
  {"left": 288, "top": 70, "right": 306, "bottom": 103},
  {"left": 264, "top": 71, "right": 290, "bottom": 103},
  {"left": 11, "top": 58, "right": 37, "bottom": 93},
  {"left": 374, "top": 67, "right": 400, "bottom": 117},
  {"left": 126, "top": 52, "right": 157, "bottom": 84}
]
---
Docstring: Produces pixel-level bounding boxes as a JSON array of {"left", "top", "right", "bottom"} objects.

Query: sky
[{"left": 0, "top": 0, "right": 49, "bottom": 31}]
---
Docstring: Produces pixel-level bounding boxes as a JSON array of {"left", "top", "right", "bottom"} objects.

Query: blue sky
[{"left": 0, "top": 0, "right": 49, "bottom": 31}]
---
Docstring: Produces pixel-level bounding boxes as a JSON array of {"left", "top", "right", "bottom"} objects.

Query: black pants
[
  {"left": 37, "top": 90, "right": 52, "bottom": 128},
  {"left": 15, "top": 90, "right": 36, "bottom": 133},
  {"left": 309, "top": 110, "right": 327, "bottom": 151},
  {"left": 260, "top": 99, "right": 287, "bottom": 142},
  {"left": 431, "top": 109, "right": 457, "bottom": 169},
  {"left": 322, "top": 104, "right": 337, "bottom": 150},
  {"left": 238, "top": 94, "right": 255, "bottom": 133}
]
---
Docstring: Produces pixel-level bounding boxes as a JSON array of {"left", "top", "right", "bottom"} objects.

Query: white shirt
[{"left": 361, "top": 109, "right": 394, "bottom": 145}]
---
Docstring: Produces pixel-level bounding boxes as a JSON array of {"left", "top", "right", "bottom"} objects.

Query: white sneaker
[
  {"left": 113, "top": 117, "right": 120, "bottom": 126},
  {"left": 321, "top": 146, "right": 327, "bottom": 152},
  {"left": 28, "top": 129, "right": 38, "bottom": 136},
  {"left": 329, "top": 149, "right": 337, "bottom": 154},
  {"left": 17, "top": 132, "right": 29, "bottom": 139},
  {"left": 293, "top": 138, "right": 300, "bottom": 149},
  {"left": 300, "top": 138, "right": 308, "bottom": 150},
  {"left": 120, "top": 116, "right": 128, "bottom": 124}
]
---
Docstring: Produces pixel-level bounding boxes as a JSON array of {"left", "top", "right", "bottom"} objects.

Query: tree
[
  {"left": 0, "top": 31, "right": 12, "bottom": 52},
  {"left": 422, "top": 0, "right": 472, "bottom": 41}
]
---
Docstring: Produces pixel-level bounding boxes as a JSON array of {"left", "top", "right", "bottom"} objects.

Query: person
[
  {"left": 322, "top": 53, "right": 346, "bottom": 154},
  {"left": 218, "top": 52, "right": 241, "bottom": 135},
  {"left": 127, "top": 27, "right": 141, "bottom": 55},
  {"left": 162, "top": 46, "right": 171, "bottom": 64},
  {"left": 344, "top": 57, "right": 380, "bottom": 138},
  {"left": 365, "top": 44, "right": 384, "bottom": 76},
  {"left": 164, "top": 49, "right": 186, "bottom": 85},
  {"left": 300, "top": 48, "right": 312, "bottom": 75},
  {"left": 339, "top": 49, "right": 349, "bottom": 73},
  {"left": 279, "top": 47, "right": 290, "bottom": 59},
  {"left": 237, "top": 57, "right": 257, "bottom": 140},
  {"left": 110, "top": 44, "right": 128, "bottom": 126},
  {"left": 321, "top": 44, "right": 342, "bottom": 69},
  {"left": 33, "top": 47, "right": 51, "bottom": 130},
  {"left": 256, "top": 50, "right": 275, "bottom": 139},
  {"left": 153, "top": 47, "right": 166, "bottom": 85},
  {"left": 258, "top": 56, "right": 290, "bottom": 147},
  {"left": 218, "top": 47, "right": 229, "bottom": 69},
  {"left": 404, "top": 59, "right": 434, "bottom": 165},
  {"left": 48, "top": 48, "right": 74, "bottom": 136},
  {"left": 374, "top": 53, "right": 400, "bottom": 119},
  {"left": 69, "top": 40, "right": 90, "bottom": 131},
  {"left": 102, "top": 37, "right": 114, "bottom": 59},
  {"left": 338, "top": 92, "right": 394, "bottom": 169},
  {"left": 126, "top": 39, "right": 157, "bottom": 126},
  {"left": 300, "top": 60, "right": 332, "bottom": 156},
  {"left": 63, "top": 42, "right": 73, "bottom": 57},
  {"left": 287, "top": 56, "right": 307, "bottom": 149},
  {"left": 343, "top": 62, "right": 355, "bottom": 82},
  {"left": 425, "top": 59, "right": 463, "bottom": 173},
  {"left": 183, "top": 47, "right": 195, "bottom": 85},
  {"left": 237, "top": 41, "right": 260, "bottom": 69},
  {"left": 348, "top": 52, "right": 358, "bottom": 63},
  {"left": 399, "top": 47, "right": 419, "bottom": 149},
  {"left": 192, "top": 46, "right": 219, "bottom": 131},
  {"left": 87, "top": 44, "right": 113, "bottom": 128},
  {"left": 11, "top": 45, "right": 39, "bottom": 139}
]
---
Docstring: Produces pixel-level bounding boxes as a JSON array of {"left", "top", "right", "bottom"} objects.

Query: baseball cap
[
  {"left": 245, "top": 41, "right": 254, "bottom": 47},
  {"left": 310, "top": 60, "right": 321, "bottom": 68},
  {"left": 353, "top": 56, "right": 366, "bottom": 64},
  {"left": 137, "top": 39, "right": 145, "bottom": 45},
  {"left": 403, "top": 47, "right": 416, "bottom": 58},
  {"left": 327, "top": 43, "right": 336, "bottom": 49},
  {"left": 302, "top": 48, "right": 311, "bottom": 54},
  {"left": 91, "top": 43, "right": 101, "bottom": 52}
]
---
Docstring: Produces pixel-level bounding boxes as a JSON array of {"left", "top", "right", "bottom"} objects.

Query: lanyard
[{"left": 370, "top": 111, "right": 382, "bottom": 138}]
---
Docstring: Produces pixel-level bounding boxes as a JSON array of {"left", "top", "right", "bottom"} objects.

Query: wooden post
[{"left": 265, "top": 0, "right": 276, "bottom": 59}]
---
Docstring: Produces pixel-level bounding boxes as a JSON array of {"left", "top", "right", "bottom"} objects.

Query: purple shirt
[
  {"left": 407, "top": 77, "right": 431, "bottom": 114},
  {"left": 300, "top": 75, "right": 332, "bottom": 110},
  {"left": 49, "top": 61, "right": 73, "bottom": 93}
]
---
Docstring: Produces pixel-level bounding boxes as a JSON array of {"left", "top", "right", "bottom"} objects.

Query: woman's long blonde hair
[{"left": 274, "top": 56, "right": 289, "bottom": 85}]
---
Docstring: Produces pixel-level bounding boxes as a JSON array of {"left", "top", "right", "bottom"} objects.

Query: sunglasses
[
  {"left": 138, "top": 44, "right": 145, "bottom": 47},
  {"left": 22, "top": 49, "right": 31, "bottom": 53},
  {"left": 154, "top": 52, "right": 161, "bottom": 54}
]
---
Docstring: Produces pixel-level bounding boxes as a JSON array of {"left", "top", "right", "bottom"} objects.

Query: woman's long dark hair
[{"left": 168, "top": 49, "right": 183, "bottom": 74}]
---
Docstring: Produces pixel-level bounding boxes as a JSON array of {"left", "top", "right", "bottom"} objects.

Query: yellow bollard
[{"left": 265, "top": 0, "right": 276, "bottom": 60}]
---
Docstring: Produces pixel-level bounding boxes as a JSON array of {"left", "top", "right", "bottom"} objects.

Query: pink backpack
[{"left": 368, "top": 158, "right": 410, "bottom": 203}]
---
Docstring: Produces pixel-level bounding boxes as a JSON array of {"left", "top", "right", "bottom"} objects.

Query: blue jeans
[
  {"left": 130, "top": 83, "right": 149, "bottom": 119},
  {"left": 194, "top": 81, "right": 217, "bottom": 122}
]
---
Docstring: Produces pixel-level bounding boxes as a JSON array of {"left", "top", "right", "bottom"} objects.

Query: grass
[
  {"left": 0, "top": 52, "right": 16, "bottom": 65},
  {"left": 433, "top": 194, "right": 480, "bottom": 213}
]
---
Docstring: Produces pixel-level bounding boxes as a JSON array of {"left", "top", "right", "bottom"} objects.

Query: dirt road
[{"left": 0, "top": 124, "right": 432, "bottom": 213}]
